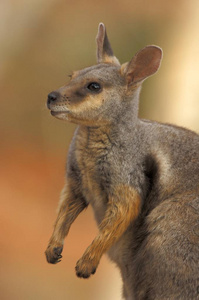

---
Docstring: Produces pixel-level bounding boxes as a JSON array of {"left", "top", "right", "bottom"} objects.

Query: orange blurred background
[{"left": 1, "top": 1, "right": 199, "bottom": 299}]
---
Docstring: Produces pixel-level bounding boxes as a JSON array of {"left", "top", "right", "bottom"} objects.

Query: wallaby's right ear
[
  {"left": 121, "top": 46, "right": 162, "bottom": 85},
  {"left": 96, "top": 23, "right": 120, "bottom": 65}
]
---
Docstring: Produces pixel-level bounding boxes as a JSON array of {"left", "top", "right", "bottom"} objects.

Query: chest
[{"left": 75, "top": 128, "right": 112, "bottom": 223}]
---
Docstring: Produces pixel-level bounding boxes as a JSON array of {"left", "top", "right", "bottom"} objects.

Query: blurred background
[{"left": 1, "top": 0, "right": 199, "bottom": 299}]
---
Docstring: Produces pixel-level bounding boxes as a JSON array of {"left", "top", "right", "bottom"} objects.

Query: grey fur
[{"left": 46, "top": 24, "right": 199, "bottom": 299}]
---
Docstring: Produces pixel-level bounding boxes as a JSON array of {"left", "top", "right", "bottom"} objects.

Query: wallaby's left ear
[
  {"left": 122, "top": 46, "right": 162, "bottom": 85},
  {"left": 96, "top": 23, "right": 120, "bottom": 65}
]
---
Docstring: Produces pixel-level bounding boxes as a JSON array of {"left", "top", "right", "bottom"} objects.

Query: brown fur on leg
[
  {"left": 45, "top": 181, "right": 87, "bottom": 264},
  {"left": 75, "top": 185, "right": 141, "bottom": 278}
]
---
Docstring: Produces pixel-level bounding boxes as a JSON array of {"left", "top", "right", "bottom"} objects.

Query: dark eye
[{"left": 87, "top": 82, "right": 101, "bottom": 93}]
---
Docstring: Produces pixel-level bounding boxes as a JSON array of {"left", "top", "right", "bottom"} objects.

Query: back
[{"left": 129, "top": 120, "right": 199, "bottom": 299}]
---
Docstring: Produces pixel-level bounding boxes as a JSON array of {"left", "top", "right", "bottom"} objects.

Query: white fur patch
[{"left": 154, "top": 149, "right": 172, "bottom": 184}]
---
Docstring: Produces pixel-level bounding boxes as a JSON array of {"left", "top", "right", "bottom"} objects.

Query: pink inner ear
[{"left": 126, "top": 46, "right": 162, "bottom": 84}]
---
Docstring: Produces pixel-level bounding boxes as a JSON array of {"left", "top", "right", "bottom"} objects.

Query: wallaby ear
[
  {"left": 122, "top": 46, "right": 162, "bottom": 85},
  {"left": 96, "top": 23, "right": 120, "bottom": 65}
]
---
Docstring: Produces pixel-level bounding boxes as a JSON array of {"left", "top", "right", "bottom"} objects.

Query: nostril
[
  {"left": 47, "top": 91, "right": 59, "bottom": 102},
  {"left": 47, "top": 91, "right": 60, "bottom": 109}
]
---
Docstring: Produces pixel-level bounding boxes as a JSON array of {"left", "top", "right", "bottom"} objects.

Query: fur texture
[{"left": 45, "top": 23, "right": 199, "bottom": 299}]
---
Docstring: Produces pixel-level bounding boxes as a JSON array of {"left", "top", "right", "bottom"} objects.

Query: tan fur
[
  {"left": 45, "top": 179, "right": 86, "bottom": 264},
  {"left": 71, "top": 70, "right": 80, "bottom": 79},
  {"left": 120, "top": 62, "right": 129, "bottom": 75},
  {"left": 76, "top": 185, "right": 141, "bottom": 276},
  {"left": 70, "top": 94, "right": 105, "bottom": 113},
  {"left": 102, "top": 54, "right": 120, "bottom": 65}
]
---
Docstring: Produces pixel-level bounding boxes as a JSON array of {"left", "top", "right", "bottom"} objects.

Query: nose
[{"left": 47, "top": 91, "right": 60, "bottom": 108}]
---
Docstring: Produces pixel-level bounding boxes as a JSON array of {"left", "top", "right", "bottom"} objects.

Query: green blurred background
[{"left": 1, "top": 0, "right": 199, "bottom": 299}]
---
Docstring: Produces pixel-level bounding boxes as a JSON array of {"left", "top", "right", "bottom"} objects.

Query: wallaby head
[{"left": 47, "top": 23, "right": 162, "bottom": 126}]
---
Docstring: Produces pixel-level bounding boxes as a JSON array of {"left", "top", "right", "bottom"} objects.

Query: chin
[{"left": 50, "top": 111, "right": 70, "bottom": 120}]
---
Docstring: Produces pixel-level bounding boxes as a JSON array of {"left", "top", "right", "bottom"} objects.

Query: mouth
[{"left": 50, "top": 110, "right": 69, "bottom": 116}]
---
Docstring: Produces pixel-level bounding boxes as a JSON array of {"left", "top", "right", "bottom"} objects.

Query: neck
[
  {"left": 81, "top": 108, "right": 139, "bottom": 147},
  {"left": 111, "top": 86, "right": 141, "bottom": 135}
]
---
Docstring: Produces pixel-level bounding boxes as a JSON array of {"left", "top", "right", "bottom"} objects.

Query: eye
[{"left": 87, "top": 82, "right": 101, "bottom": 93}]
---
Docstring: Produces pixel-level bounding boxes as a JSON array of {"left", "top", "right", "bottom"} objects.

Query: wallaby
[{"left": 45, "top": 23, "right": 199, "bottom": 299}]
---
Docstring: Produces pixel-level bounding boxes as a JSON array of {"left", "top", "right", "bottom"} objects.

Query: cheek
[{"left": 70, "top": 94, "right": 104, "bottom": 114}]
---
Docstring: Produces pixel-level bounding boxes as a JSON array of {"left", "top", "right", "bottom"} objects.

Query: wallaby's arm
[
  {"left": 75, "top": 185, "right": 141, "bottom": 278},
  {"left": 45, "top": 177, "right": 87, "bottom": 264}
]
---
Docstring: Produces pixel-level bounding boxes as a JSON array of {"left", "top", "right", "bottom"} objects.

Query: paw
[
  {"left": 75, "top": 257, "right": 97, "bottom": 279},
  {"left": 45, "top": 245, "right": 63, "bottom": 264}
]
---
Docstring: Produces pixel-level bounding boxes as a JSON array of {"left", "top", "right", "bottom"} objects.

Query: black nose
[{"left": 47, "top": 91, "right": 60, "bottom": 108}]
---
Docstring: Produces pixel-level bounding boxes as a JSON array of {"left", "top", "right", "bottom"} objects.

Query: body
[
  {"left": 45, "top": 24, "right": 199, "bottom": 299},
  {"left": 71, "top": 119, "right": 199, "bottom": 299}
]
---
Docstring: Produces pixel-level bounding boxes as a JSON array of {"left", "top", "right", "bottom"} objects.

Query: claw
[
  {"left": 75, "top": 258, "right": 97, "bottom": 279},
  {"left": 54, "top": 259, "right": 61, "bottom": 264},
  {"left": 45, "top": 245, "right": 63, "bottom": 264}
]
